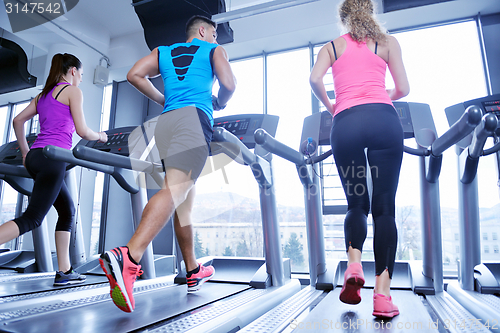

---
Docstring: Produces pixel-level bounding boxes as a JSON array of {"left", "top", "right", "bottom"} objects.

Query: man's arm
[
  {"left": 127, "top": 48, "right": 165, "bottom": 106},
  {"left": 212, "top": 46, "right": 236, "bottom": 108}
]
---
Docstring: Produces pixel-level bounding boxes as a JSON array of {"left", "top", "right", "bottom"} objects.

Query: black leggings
[
  {"left": 13, "top": 148, "right": 75, "bottom": 235},
  {"left": 330, "top": 103, "right": 403, "bottom": 278}
]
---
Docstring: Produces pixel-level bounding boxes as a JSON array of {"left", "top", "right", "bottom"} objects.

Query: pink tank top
[
  {"left": 331, "top": 33, "right": 393, "bottom": 117},
  {"left": 31, "top": 83, "right": 75, "bottom": 150}
]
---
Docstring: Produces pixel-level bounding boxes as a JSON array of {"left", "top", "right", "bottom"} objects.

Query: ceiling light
[{"left": 212, "top": 0, "right": 319, "bottom": 24}]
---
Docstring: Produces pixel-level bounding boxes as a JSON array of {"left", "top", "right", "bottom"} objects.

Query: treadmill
[
  {"left": 443, "top": 94, "right": 500, "bottom": 331},
  {"left": 0, "top": 115, "right": 301, "bottom": 333},
  {"left": 0, "top": 132, "right": 147, "bottom": 313},
  {"left": 238, "top": 103, "right": 492, "bottom": 332},
  {"left": 0, "top": 134, "right": 53, "bottom": 274}
]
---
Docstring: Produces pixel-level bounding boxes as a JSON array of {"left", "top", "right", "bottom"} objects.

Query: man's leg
[
  {"left": 174, "top": 184, "right": 215, "bottom": 292},
  {"left": 100, "top": 167, "right": 194, "bottom": 312},
  {"left": 173, "top": 185, "right": 197, "bottom": 272},
  {"left": 127, "top": 167, "right": 194, "bottom": 263}
]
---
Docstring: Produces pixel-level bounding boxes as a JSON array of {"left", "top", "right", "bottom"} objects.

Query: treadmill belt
[
  {"left": 292, "top": 289, "right": 433, "bottom": 332},
  {"left": 0, "top": 282, "right": 249, "bottom": 333},
  {"left": 0, "top": 274, "right": 108, "bottom": 299}
]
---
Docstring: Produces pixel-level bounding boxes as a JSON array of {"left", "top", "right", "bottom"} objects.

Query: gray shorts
[{"left": 155, "top": 106, "right": 212, "bottom": 181}]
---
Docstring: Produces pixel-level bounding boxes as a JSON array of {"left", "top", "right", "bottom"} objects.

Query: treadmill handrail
[
  {"left": 254, "top": 128, "right": 304, "bottom": 166},
  {"left": 430, "top": 105, "right": 482, "bottom": 156},
  {"left": 306, "top": 149, "right": 333, "bottom": 164},
  {"left": 73, "top": 145, "right": 162, "bottom": 174},
  {"left": 43, "top": 145, "right": 114, "bottom": 174},
  {"left": 482, "top": 140, "right": 500, "bottom": 156},
  {"left": 212, "top": 127, "right": 256, "bottom": 165},
  {"left": 403, "top": 146, "right": 430, "bottom": 156},
  {"left": 0, "top": 163, "right": 31, "bottom": 178},
  {"left": 469, "top": 113, "right": 497, "bottom": 158}
]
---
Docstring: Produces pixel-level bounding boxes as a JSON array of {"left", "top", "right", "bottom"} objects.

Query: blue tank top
[{"left": 158, "top": 38, "right": 218, "bottom": 124}]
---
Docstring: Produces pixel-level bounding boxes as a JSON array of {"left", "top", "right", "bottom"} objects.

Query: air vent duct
[
  {"left": 0, "top": 38, "right": 37, "bottom": 95},
  {"left": 382, "top": 0, "right": 456, "bottom": 13},
  {"left": 132, "top": 0, "right": 234, "bottom": 50}
]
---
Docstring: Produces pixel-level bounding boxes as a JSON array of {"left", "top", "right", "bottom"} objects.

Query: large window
[
  {"left": 392, "top": 21, "right": 487, "bottom": 274},
  {"left": 198, "top": 49, "right": 313, "bottom": 272},
  {"left": 212, "top": 57, "right": 264, "bottom": 116},
  {"left": 0, "top": 105, "right": 9, "bottom": 144},
  {"left": 267, "top": 48, "right": 312, "bottom": 272},
  {"left": 193, "top": 57, "right": 265, "bottom": 259},
  {"left": 90, "top": 84, "right": 113, "bottom": 255}
]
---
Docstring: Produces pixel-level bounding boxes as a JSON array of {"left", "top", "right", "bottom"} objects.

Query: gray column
[
  {"left": 419, "top": 155, "right": 443, "bottom": 293},
  {"left": 259, "top": 168, "right": 284, "bottom": 287},
  {"left": 131, "top": 172, "right": 156, "bottom": 279},
  {"left": 65, "top": 169, "right": 87, "bottom": 267},
  {"left": 301, "top": 164, "right": 326, "bottom": 287}
]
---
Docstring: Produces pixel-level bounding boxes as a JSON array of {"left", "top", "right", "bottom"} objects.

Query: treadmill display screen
[
  {"left": 393, "top": 102, "right": 414, "bottom": 139},
  {"left": 86, "top": 127, "right": 138, "bottom": 157},
  {"left": 213, "top": 118, "right": 251, "bottom": 136},
  {"left": 395, "top": 106, "right": 407, "bottom": 118},
  {"left": 0, "top": 134, "right": 38, "bottom": 164},
  {"left": 483, "top": 100, "right": 500, "bottom": 117}
]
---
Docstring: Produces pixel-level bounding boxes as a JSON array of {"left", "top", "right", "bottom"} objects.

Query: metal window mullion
[
  {"left": 476, "top": 13, "right": 493, "bottom": 96},
  {"left": 98, "top": 80, "right": 118, "bottom": 253},
  {"left": 263, "top": 51, "right": 267, "bottom": 115}
]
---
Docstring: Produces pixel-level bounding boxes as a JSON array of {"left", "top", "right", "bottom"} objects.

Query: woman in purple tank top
[
  {"left": 0, "top": 53, "right": 108, "bottom": 286},
  {"left": 310, "top": 0, "right": 410, "bottom": 318}
]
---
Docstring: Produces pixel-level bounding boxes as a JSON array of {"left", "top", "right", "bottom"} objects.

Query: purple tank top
[{"left": 31, "top": 83, "right": 75, "bottom": 150}]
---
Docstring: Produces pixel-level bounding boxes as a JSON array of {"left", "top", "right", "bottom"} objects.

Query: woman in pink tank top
[
  {"left": 0, "top": 53, "right": 108, "bottom": 286},
  {"left": 310, "top": 0, "right": 410, "bottom": 318}
]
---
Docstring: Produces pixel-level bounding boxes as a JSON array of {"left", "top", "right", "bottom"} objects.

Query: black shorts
[{"left": 155, "top": 106, "right": 212, "bottom": 181}]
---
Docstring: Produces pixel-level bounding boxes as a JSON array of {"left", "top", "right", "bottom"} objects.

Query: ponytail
[
  {"left": 37, "top": 53, "right": 82, "bottom": 103},
  {"left": 338, "top": 0, "right": 387, "bottom": 43}
]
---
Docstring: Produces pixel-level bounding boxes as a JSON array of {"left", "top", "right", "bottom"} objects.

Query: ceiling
[{"left": 0, "top": 0, "right": 499, "bottom": 84}]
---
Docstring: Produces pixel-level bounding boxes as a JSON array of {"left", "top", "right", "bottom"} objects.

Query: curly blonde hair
[{"left": 339, "top": 0, "right": 387, "bottom": 43}]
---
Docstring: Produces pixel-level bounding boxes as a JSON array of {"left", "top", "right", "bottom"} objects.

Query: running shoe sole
[
  {"left": 99, "top": 251, "right": 133, "bottom": 312},
  {"left": 373, "top": 310, "right": 400, "bottom": 318},
  {"left": 339, "top": 275, "right": 365, "bottom": 305},
  {"left": 187, "top": 270, "right": 215, "bottom": 292},
  {"left": 53, "top": 279, "right": 86, "bottom": 286}
]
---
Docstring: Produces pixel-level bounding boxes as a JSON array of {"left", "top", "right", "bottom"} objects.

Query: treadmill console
[
  {"left": 82, "top": 126, "right": 137, "bottom": 157},
  {"left": 0, "top": 134, "right": 38, "bottom": 165},
  {"left": 318, "top": 111, "right": 333, "bottom": 146},
  {"left": 213, "top": 114, "right": 279, "bottom": 149},
  {"left": 316, "top": 103, "right": 415, "bottom": 147},
  {"left": 446, "top": 94, "right": 500, "bottom": 135},
  {"left": 393, "top": 102, "right": 415, "bottom": 139},
  {"left": 482, "top": 99, "right": 500, "bottom": 118}
]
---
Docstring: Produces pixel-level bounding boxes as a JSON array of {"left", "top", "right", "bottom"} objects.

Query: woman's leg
[
  {"left": 366, "top": 107, "right": 404, "bottom": 297},
  {"left": 55, "top": 231, "right": 71, "bottom": 272},
  {"left": 331, "top": 109, "right": 371, "bottom": 304},
  {"left": 0, "top": 221, "right": 20, "bottom": 245},
  {"left": 13, "top": 150, "right": 67, "bottom": 234},
  {"left": 52, "top": 180, "right": 76, "bottom": 272},
  {"left": 331, "top": 112, "right": 370, "bottom": 262}
]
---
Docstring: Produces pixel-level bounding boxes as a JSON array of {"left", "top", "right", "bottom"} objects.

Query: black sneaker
[{"left": 53, "top": 269, "right": 86, "bottom": 286}]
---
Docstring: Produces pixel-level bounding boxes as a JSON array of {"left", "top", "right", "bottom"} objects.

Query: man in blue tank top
[{"left": 100, "top": 16, "right": 236, "bottom": 313}]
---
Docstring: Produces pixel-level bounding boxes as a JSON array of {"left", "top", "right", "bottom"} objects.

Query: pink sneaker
[
  {"left": 186, "top": 264, "right": 215, "bottom": 292},
  {"left": 339, "top": 262, "right": 365, "bottom": 304},
  {"left": 373, "top": 293, "right": 400, "bottom": 318},
  {"left": 99, "top": 246, "right": 143, "bottom": 313}
]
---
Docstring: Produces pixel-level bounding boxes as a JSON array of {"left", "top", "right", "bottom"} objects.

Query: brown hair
[
  {"left": 339, "top": 0, "right": 387, "bottom": 43},
  {"left": 37, "top": 53, "right": 81, "bottom": 102}
]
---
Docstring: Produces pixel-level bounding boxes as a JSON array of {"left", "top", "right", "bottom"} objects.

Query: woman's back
[
  {"left": 31, "top": 83, "right": 75, "bottom": 150},
  {"left": 331, "top": 33, "right": 393, "bottom": 115}
]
